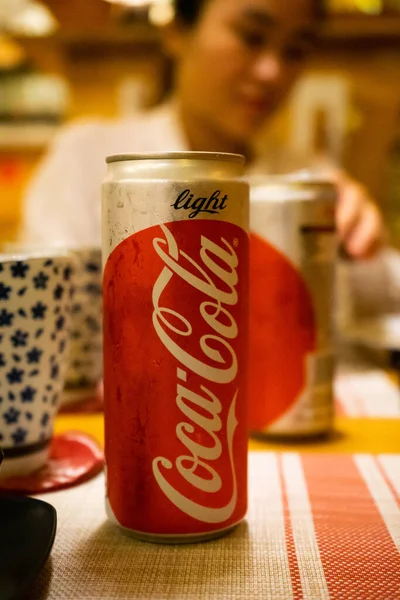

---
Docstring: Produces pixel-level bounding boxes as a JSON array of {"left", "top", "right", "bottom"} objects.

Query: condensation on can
[
  {"left": 249, "top": 176, "right": 337, "bottom": 439},
  {"left": 102, "top": 152, "right": 249, "bottom": 544}
]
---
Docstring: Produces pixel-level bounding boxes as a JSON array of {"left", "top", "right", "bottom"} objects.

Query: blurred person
[{"left": 20, "top": 0, "right": 383, "bottom": 264}]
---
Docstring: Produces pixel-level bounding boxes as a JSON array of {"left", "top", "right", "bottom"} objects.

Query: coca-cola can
[
  {"left": 102, "top": 152, "right": 249, "bottom": 543},
  {"left": 249, "top": 176, "right": 337, "bottom": 438}
]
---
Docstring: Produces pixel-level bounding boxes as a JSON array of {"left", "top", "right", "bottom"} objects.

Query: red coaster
[{"left": 0, "top": 432, "right": 104, "bottom": 495}]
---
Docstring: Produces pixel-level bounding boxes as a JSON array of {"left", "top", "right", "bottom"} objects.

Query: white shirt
[
  {"left": 21, "top": 104, "right": 191, "bottom": 246},
  {"left": 20, "top": 102, "right": 319, "bottom": 246}
]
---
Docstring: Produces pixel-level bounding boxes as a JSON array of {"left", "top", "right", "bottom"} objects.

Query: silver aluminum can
[
  {"left": 102, "top": 152, "right": 249, "bottom": 543},
  {"left": 248, "top": 176, "right": 337, "bottom": 438}
]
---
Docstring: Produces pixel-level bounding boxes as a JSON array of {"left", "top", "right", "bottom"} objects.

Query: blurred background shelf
[
  {"left": 322, "top": 15, "right": 400, "bottom": 44},
  {"left": 56, "top": 24, "right": 161, "bottom": 54},
  {"left": 12, "top": 16, "right": 400, "bottom": 55}
]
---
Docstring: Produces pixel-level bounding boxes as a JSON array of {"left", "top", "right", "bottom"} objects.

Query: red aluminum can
[
  {"left": 249, "top": 176, "right": 337, "bottom": 439},
  {"left": 102, "top": 152, "right": 249, "bottom": 543}
]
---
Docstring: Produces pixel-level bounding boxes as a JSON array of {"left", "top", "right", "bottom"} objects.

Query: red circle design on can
[
  {"left": 249, "top": 233, "right": 316, "bottom": 430},
  {"left": 103, "top": 220, "right": 248, "bottom": 536}
]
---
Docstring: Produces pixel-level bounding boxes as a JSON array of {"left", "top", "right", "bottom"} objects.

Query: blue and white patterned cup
[
  {"left": 0, "top": 252, "right": 75, "bottom": 478},
  {"left": 63, "top": 247, "right": 103, "bottom": 405},
  {"left": 3, "top": 244, "right": 103, "bottom": 406}
]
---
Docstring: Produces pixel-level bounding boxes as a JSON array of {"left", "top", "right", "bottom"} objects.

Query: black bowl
[{"left": 0, "top": 494, "right": 57, "bottom": 600}]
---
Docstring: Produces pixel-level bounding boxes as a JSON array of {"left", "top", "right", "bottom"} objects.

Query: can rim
[
  {"left": 106, "top": 151, "right": 245, "bottom": 165},
  {"left": 249, "top": 173, "right": 337, "bottom": 190}
]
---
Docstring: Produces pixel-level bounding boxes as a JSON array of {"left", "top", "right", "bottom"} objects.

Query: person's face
[{"left": 171, "top": 0, "right": 319, "bottom": 144}]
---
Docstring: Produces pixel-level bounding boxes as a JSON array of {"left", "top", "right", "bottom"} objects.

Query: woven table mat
[
  {"left": 29, "top": 452, "right": 400, "bottom": 600},
  {"left": 335, "top": 365, "right": 400, "bottom": 418},
  {"left": 335, "top": 347, "right": 400, "bottom": 419}
]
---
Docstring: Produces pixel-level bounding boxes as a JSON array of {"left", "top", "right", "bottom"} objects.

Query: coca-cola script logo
[
  {"left": 172, "top": 189, "right": 228, "bottom": 219},
  {"left": 151, "top": 224, "right": 239, "bottom": 523}
]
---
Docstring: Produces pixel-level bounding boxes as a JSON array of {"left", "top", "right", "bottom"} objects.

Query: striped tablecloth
[
  {"left": 42, "top": 351, "right": 399, "bottom": 599},
  {"left": 336, "top": 362, "right": 400, "bottom": 418},
  {"left": 334, "top": 346, "right": 400, "bottom": 419},
  {"left": 29, "top": 452, "right": 400, "bottom": 600}
]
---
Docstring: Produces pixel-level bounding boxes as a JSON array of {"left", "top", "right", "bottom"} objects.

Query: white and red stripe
[
  {"left": 247, "top": 452, "right": 400, "bottom": 599},
  {"left": 355, "top": 454, "right": 400, "bottom": 549},
  {"left": 294, "top": 454, "right": 400, "bottom": 599},
  {"left": 248, "top": 453, "right": 293, "bottom": 599},
  {"left": 378, "top": 454, "right": 400, "bottom": 500},
  {"left": 278, "top": 455, "right": 303, "bottom": 600},
  {"left": 335, "top": 369, "right": 400, "bottom": 418},
  {"left": 280, "top": 453, "right": 330, "bottom": 600}
]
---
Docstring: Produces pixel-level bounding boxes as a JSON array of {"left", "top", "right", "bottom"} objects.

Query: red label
[
  {"left": 249, "top": 233, "right": 316, "bottom": 430},
  {"left": 103, "top": 220, "right": 248, "bottom": 535}
]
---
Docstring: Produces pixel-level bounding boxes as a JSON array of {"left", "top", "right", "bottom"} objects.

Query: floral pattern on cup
[
  {"left": 0, "top": 255, "right": 74, "bottom": 451},
  {"left": 64, "top": 248, "right": 102, "bottom": 400}
]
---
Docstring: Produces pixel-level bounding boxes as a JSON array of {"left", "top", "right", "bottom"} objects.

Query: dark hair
[
  {"left": 174, "top": 0, "right": 206, "bottom": 25},
  {"left": 174, "top": 0, "right": 326, "bottom": 25}
]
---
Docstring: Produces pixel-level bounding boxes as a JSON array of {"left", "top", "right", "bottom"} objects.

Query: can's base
[
  {"left": 118, "top": 522, "right": 242, "bottom": 545},
  {"left": 106, "top": 497, "right": 243, "bottom": 544}
]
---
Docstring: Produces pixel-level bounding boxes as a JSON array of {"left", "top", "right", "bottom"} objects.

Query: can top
[
  {"left": 250, "top": 173, "right": 337, "bottom": 203},
  {"left": 106, "top": 151, "right": 245, "bottom": 165}
]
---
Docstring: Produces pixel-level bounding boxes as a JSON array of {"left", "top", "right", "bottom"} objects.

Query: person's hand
[{"left": 335, "top": 173, "right": 384, "bottom": 259}]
